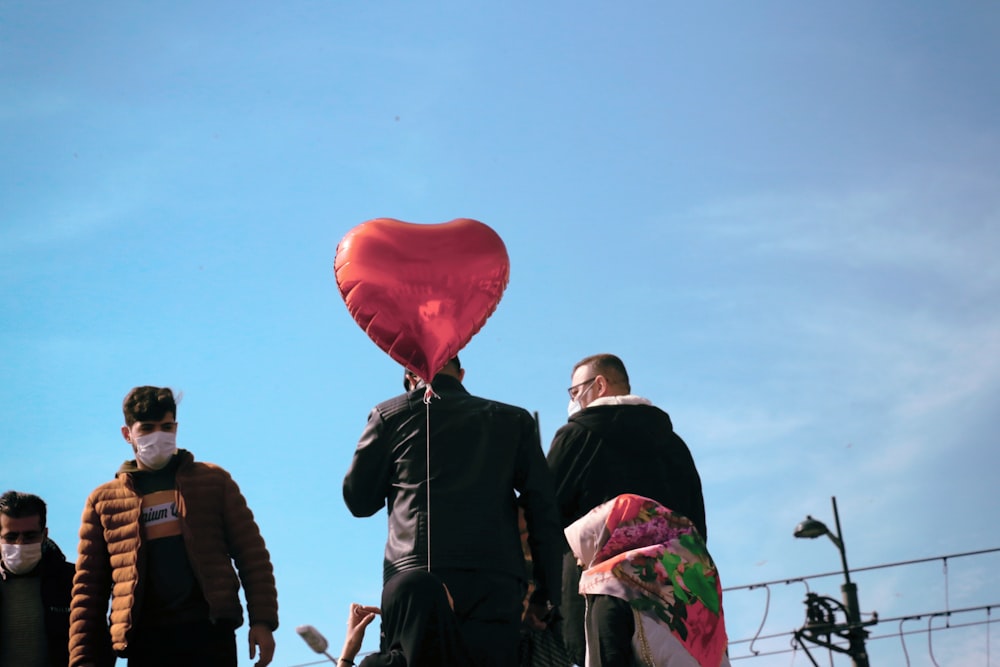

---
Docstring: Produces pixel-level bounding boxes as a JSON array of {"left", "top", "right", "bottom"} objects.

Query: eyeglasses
[{"left": 567, "top": 377, "right": 598, "bottom": 400}]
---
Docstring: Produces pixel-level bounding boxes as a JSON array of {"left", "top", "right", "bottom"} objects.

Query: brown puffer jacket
[{"left": 69, "top": 449, "right": 278, "bottom": 666}]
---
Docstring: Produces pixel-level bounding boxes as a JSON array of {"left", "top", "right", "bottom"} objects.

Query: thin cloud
[
  {"left": 1, "top": 163, "right": 154, "bottom": 252},
  {"left": 1, "top": 200, "right": 121, "bottom": 249},
  {"left": 690, "top": 168, "right": 1000, "bottom": 293},
  {"left": 0, "top": 89, "right": 74, "bottom": 123}
]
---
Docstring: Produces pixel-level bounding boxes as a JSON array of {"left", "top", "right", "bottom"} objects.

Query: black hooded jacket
[
  {"left": 1, "top": 538, "right": 75, "bottom": 667},
  {"left": 546, "top": 400, "right": 707, "bottom": 541}
]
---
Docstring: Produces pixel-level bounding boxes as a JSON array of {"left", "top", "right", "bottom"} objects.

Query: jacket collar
[
  {"left": 415, "top": 374, "right": 469, "bottom": 396},
  {"left": 587, "top": 394, "right": 653, "bottom": 408},
  {"left": 117, "top": 448, "right": 195, "bottom": 476}
]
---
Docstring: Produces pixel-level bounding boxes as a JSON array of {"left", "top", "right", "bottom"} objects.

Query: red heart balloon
[{"left": 334, "top": 218, "right": 510, "bottom": 383}]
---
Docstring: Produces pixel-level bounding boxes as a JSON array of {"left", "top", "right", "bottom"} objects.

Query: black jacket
[
  {"left": 0, "top": 538, "right": 75, "bottom": 667},
  {"left": 343, "top": 375, "right": 565, "bottom": 605},
  {"left": 546, "top": 401, "right": 707, "bottom": 541}
]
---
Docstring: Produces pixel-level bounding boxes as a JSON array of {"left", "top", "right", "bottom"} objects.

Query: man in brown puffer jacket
[{"left": 69, "top": 386, "right": 278, "bottom": 667}]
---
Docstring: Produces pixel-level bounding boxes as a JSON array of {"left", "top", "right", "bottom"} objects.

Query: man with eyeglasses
[
  {"left": 547, "top": 353, "right": 707, "bottom": 666},
  {"left": 0, "top": 490, "right": 110, "bottom": 667}
]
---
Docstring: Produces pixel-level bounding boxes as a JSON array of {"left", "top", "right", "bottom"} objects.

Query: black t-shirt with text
[{"left": 132, "top": 456, "right": 210, "bottom": 627}]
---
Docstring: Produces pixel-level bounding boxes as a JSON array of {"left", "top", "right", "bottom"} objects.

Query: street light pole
[
  {"left": 793, "top": 496, "right": 875, "bottom": 667},
  {"left": 830, "top": 496, "right": 869, "bottom": 667}
]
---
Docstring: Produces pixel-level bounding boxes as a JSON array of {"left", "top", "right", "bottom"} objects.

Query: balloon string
[{"left": 423, "top": 384, "right": 436, "bottom": 571}]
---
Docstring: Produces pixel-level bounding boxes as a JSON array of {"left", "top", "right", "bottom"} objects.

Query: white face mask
[
  {"left": 134, "top": 430, "right": 177, "bottom": 470},
  {"left": 1, "top": 542, "right": 43, "bottom": 575},
  {"left": 567, "top": 379, "right": 596, "bottom": 417}
]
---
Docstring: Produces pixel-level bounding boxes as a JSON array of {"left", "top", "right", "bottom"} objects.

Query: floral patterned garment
[{"left": 564, "top": 494, "right": 728, "bottom": 667}]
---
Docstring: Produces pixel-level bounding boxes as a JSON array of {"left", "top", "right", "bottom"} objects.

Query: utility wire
[
  {"left": 729, "top": 603, "right": 1000, "bottom": 661},
  {"left": 724, "top": 547, "right": 1000, "bottom": 592}
]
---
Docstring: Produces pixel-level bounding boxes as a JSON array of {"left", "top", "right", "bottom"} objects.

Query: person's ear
[
  {"left": 594, "top": 375, "right": 608, "bottom": 397},
  {"left": 458, "top": 368, "right": 466, "bottom": 383},
  {"left": 121, "top": 425, "right": 132, "bottom": 444}
]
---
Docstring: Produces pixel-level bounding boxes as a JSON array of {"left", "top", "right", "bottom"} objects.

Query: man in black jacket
[
  {"left": 0, "top": 490, "right": 111, "bottom": 667},
  {"left": 343, "top": 356, "right": 565, "bottom": 667},
  {"left": 547, "top": 353, "right": 707, "bottom": 666}
]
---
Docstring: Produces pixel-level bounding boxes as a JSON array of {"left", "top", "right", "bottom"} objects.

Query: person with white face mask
[
  {"left": 70, "top": 386, "right": 278, "bottom": 667},
  {"left": 0, "top": 490, "right": 110, "bottom": 667},
  {"left": 546, "top": 354, "right": 708, "bottom": 667}
]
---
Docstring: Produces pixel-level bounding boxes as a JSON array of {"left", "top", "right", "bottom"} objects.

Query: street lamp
[
  {"left": 296, "top": 624, "right": 337, "bottom": 664},
  {"left": 793, "top": 496, "right": 876, "bottom": 667}
]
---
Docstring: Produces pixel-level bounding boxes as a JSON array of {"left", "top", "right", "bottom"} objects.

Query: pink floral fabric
[{"left": 564, "top": 494, "right": 728, "bottom": 667}]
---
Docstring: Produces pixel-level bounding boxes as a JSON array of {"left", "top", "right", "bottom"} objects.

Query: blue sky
[{"left": 3, "top": 2, "right": 999, "bottom": 665}]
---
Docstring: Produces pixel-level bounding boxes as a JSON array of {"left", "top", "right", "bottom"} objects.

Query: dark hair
[
  {"left": 573, "top": 353, "right": 631, "bottom": 393},
  {"left": 0, "top": 490, "right": 47, "bottom": 529},
  {"left": 123, "top": 386, "right": 177, "bottom": 426},
  {"left": 405, "top": 356, "right": 462, "bottom": 388}
]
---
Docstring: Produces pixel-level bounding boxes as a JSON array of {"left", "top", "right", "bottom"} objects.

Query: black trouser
[
  {"left": 436, "top": 568, "right": 526, "bottom": 667},
  {"left": 125, "top": 620, "right": 237, "bottom": 667},
  {"left": 562, "top": 554, "right": 638, "bottom": 667},
  {"left": 560, "top": 552, "right": 586, "bottom": 666},
  {"left": 365, "top": 569, "right": 473, "bottom": 667},
  {"left": 585, "top": 595, "right": 635, "bottom": 667}
]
